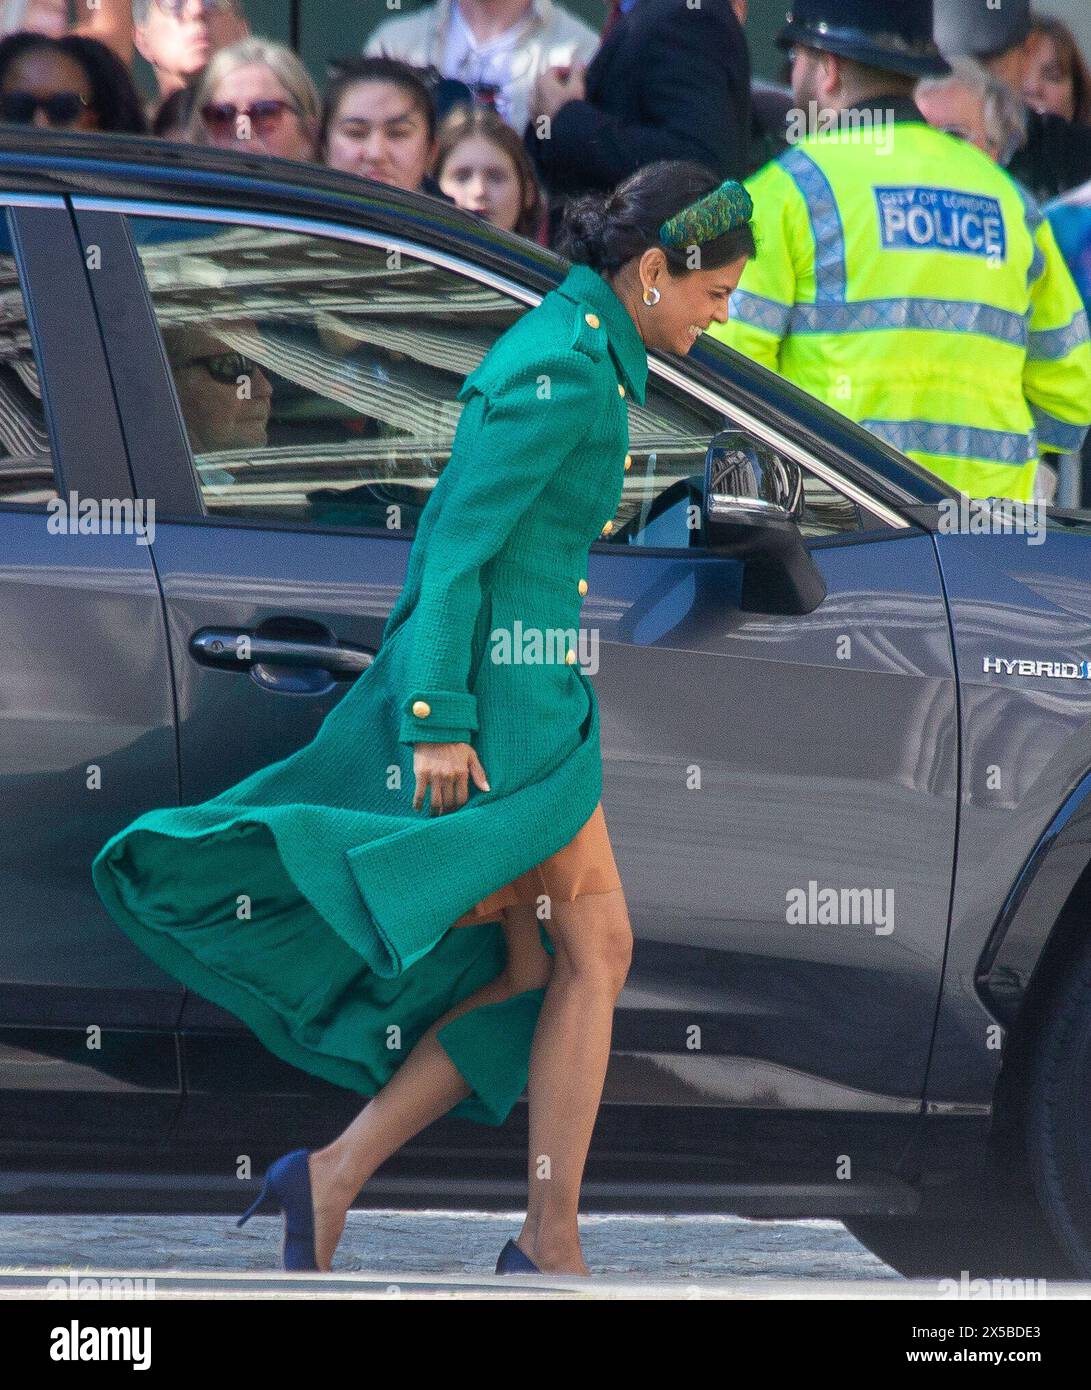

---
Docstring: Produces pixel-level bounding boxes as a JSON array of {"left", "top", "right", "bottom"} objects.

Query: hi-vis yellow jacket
[{"left": 708, "top": 99, "right": 1091, "bottom": 500}]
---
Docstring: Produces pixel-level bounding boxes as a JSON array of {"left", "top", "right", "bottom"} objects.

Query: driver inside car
[{"left": 162, "top": 318, "right": 274, "bottom": 484}]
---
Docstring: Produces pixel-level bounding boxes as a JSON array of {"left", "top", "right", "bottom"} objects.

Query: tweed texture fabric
[{"left": 90, "top": 262, "right": 648, "bottom": 1126}]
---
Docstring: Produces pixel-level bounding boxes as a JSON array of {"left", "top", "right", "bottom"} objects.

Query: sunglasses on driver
[{"left": 177, "top": 350, "right": 261, "bottom": 384}]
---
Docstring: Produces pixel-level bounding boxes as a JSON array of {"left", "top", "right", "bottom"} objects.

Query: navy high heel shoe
[
  {"left": 236, "top": 1148, "right": 319, "bottom": 1271},
  {"left": 496, "top": 1237, "right": 541, "bottom": 1274}
]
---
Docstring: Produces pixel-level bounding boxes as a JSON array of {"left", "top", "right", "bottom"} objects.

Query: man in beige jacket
[{"left": 364, "top": 0, "right": 599, "bottom": 138}]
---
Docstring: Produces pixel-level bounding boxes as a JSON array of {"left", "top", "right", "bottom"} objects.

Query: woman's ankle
[
  {"left": 518, "top": 1219, "right": 583, "bottom": 1267},
  {"left": 308, "top": 1145, "right": 366, "bottom": 1207}
]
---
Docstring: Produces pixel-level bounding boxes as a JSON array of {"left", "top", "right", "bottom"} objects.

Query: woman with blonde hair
[
  {"left": 916, "top": 56, "right": 1029, "bottom": 165},
  {"left": 188, "top": 36, "right": 320, "bottom": 163},
  {"left": 436, "top": 102, "right": 546, "bottom": 242}
]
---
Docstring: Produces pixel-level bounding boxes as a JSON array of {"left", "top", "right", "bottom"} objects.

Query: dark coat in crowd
[
  {"left": 1009, "top": 107, "right": 1091, "bottom": 206},
  {"left": 524, "top": 0, "right": 750, "bottom": 214}
]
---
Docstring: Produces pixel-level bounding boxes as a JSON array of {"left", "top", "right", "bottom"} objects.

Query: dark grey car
[{"left": 1, "top": 131, "right": 1090, "bottom": 1281}]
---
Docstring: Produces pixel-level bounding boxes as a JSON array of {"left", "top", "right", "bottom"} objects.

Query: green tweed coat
[{"left": 90, "top": 262, "right": 649, "bottom": 1127}]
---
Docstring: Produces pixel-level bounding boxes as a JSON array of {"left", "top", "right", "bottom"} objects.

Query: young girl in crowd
[{"left": 435, "top": 102, "right": 546, "bottom": 242}]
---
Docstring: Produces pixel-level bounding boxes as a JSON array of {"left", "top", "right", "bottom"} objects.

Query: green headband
[{"left": 658, "top": 179, "right": 753, "bottom": 250}]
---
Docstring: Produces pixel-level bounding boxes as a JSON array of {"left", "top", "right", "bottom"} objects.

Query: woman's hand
[{"left": 413, "top": 742, "right": 490, "bottom": 815}]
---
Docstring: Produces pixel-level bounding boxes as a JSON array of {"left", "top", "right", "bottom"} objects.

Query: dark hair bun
[{"left": 555, "top": 193, "right": 612, "bottom": 270}]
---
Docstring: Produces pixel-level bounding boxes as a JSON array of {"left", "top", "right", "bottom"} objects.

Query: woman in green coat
[{"left": 91, "top": 158, "right": 755, "bottom": 1277}]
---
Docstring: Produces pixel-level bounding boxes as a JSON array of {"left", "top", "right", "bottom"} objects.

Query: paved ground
[
  {"left": 4, "top": 1211, "right": 1086, "bottom": 1298},
  {"left": 0, "top": 1209, "right": 893, "bottom": 1282}
]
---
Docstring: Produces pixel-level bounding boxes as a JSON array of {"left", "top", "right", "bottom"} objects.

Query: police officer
[{"left": 708, "top": 0, "right": 1091, "bottom": 501}]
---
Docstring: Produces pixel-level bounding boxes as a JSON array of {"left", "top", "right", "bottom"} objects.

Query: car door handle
[{"left": 190, "top": 626, "right": 375, "bottom": 677}]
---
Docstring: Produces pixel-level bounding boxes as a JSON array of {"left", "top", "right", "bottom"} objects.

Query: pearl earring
[{"left": 642, "top": 285, "right": 661, "bottom": 306}]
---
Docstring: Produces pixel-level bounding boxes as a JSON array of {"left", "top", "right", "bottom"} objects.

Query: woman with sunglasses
[
  {"left": 162, "top": 321, "right": 273, "bottom": 465},
  {"left": 187, "top": 36, "right": 319, "bottom": 162},
  {"left": 0, "top": 31, "right": 147, "bottom": 133}
]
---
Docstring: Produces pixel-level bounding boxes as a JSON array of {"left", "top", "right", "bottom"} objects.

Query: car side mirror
[{"left": 702, "top": 431, "right": 827, "bottom": 614}]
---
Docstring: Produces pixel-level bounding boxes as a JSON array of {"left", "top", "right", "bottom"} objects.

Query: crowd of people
[
  {"left": 0, "top": 0, "right": 1088, "bottom": 497},
  {"left": 0, "top": 0, "right": 1083, "bottom": 243},
  {"left": 0, "top": 8, "right": 557, "bottom": 241}
]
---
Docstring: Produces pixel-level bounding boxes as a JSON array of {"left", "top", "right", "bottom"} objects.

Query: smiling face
[
  {"left": 323, "top": 79, "right": 436, "bottom": 190},
  {"left": 1024, "top": 32, "right": 1076, "bottom": 123},
  {"left": 438, "top": 131, "right": 526, "bottom": 232},
  {"left": 616, "top": 249, "right": 751, "bottom": 356}
]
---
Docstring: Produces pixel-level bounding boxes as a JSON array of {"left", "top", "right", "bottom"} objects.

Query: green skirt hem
[{"left": 92, "top": 826, "right": 544, "bottom": 1128}]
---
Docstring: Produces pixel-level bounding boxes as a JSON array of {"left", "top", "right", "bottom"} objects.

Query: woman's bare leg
[
  {"left": 304, "top": 912, "right": 554, "bottom": 1270},
  {"left": 512, "top": 888, "right": 633, "bottom": 1276}
]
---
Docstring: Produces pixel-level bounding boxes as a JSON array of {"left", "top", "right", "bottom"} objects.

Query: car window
[
  {"left": 127, "top": 215, "right": 872, "bottom": 542},
  {"left": 126, "top": 216, "right": 522, "bottom": 531},
  {"left": 0, "top": 218, "right": 57, "bottom": 505}
]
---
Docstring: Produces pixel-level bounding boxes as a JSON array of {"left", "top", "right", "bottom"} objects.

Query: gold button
[
  {"left": 617, "top": 383, "right": 626, "bottom": 397},
  {"left": 584, "top": 311, "right": 600, "bottom": 329},
  {"left": 624, "top": 453, "right": 632, "bottom": 470},
  {"left": 565, "top": 649, "right": 577, "bottom": 665},
  {"left": 411, "top": 700, "right": 431, "bottom": 718},
  {"left": 601, "top": 519, "right": 614, "bottom": 536},
  {"left": 578, "top": 578, "right": 588, "bottom": 595}
]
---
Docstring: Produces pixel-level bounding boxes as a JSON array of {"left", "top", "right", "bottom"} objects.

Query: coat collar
[
  {"left": 554, "top": 262, "right": 649, "bottom": 405},
  {"left": 839, "top": 94, "right": 927, "bottom": 126}
]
